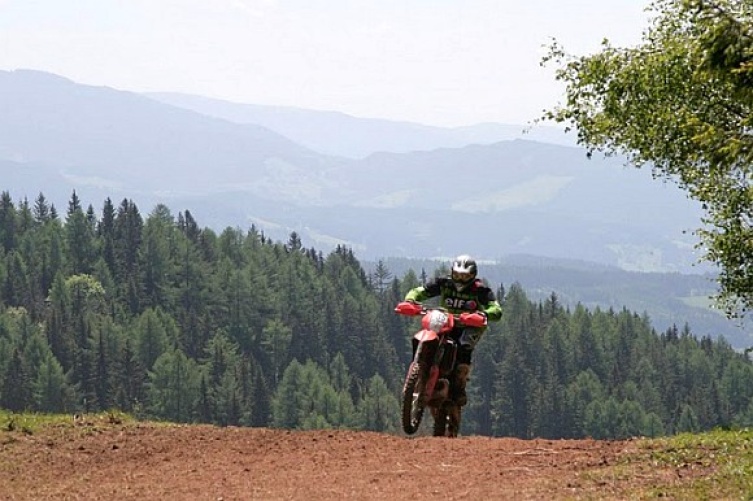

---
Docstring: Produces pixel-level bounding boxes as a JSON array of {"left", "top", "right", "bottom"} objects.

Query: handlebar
[{"left": 394, "top": 301, "right": 487, "bottom": 328}]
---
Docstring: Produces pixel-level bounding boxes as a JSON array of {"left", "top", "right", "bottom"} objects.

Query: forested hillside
[{"left": 1, "top": 190, "right": 753, "bottom": 438}]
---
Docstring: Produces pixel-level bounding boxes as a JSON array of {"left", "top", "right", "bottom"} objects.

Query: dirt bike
[{"left": 394, "top": 301, "right": 487, "bottom": 437}]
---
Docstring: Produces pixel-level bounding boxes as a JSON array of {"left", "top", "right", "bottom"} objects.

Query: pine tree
[
  {"left": 357, "top": 374, "right": 397, "bottom": 432},
  {"left": 34, "top": 354, "right": 73, "bottom": 412},
  {"left": 0, "top": 191, "right": 17, "bottom": 253},
  {"left": 94, "top": 327, "right": 112, "bottom": 411},
  {"left": 113, "top": 199, "right": 143, "bottom": 314},
  {"left": 147, "top": 348, "right": 199, "bottom": 423},
  {"left": 3, "top": 251, "right": 31, "bottom": 308},
  {"left": 140, "top": 205, "right": 175, "bottom": 310},
  {"left": 261, "top": 319, "right": 292, "bottom": 386},
  {"left": 271, "top": 359, "right": 305, "bottom": 428},
  {"left": 33, "top": 193, "right": 51, "bottom": 225},
  {"left": 98, "top": 198, "right": 116, "bottom": 275},
  {"left": 1, "top": 349, "right": 32, "bottom": 411},
  {"left": 65, "top": 192, "right": 96, "bottom": 275},
  {"left": 174, "top": 231, "right": 209, "bottom": 358},
  {"left": 112, "top": 338, "right": 146, "bottom": 413},
  {"left": 286, "top": 231, "right": 302, "bottom": 252},
  {"left": 250, "top": 364, "right": 271, "bottom": 427},
  {"left": 134, "top": 308, "right": 171, "bottom": 370},
  {"left": 202, "top": 331, "right": 242, "bottom": 426},
  {"left": 370, "top": 260, "right": 392, "bottom": 295},
  {"left": 45, "top": 273, "right": 75, "bottom": 372}
]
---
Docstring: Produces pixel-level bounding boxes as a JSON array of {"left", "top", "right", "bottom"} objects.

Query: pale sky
[{"left": 0, "top": 0, "right": 652, "bottom": 127}]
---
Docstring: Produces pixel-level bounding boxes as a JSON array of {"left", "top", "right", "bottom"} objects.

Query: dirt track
[{"left": 0, "top": 420, "right": 683, "bottom": 500}]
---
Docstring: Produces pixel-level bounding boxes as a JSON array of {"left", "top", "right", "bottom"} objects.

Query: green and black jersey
[{"left": 404, "top": 277, "right": 502, "bottom": 322}]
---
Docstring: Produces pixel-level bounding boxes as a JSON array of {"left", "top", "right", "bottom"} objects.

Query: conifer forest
[{"left": 2, "top": 190, "right": 753, "bottom": 439}]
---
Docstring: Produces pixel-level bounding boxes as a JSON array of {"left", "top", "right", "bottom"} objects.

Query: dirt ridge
[{"left": 1, "top": 422, "right": 673, "bottom": 500}]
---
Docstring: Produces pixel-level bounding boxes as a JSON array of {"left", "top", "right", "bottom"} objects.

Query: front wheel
[{"left": 402, "top": 362, "right": 426, "bottom": 435}]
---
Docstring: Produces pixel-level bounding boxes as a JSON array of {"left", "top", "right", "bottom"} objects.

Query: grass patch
[
  {"left": 626, "top": 429, "right": 753, "bottom": 499},
  {"left": 0, "top": 409, "right": 135, "bottom": 435}
]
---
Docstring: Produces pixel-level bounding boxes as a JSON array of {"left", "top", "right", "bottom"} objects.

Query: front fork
[{"left": 406, "top": 338, "right": 443, "bottom": 402}]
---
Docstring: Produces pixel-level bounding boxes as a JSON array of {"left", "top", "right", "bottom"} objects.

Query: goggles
[{"left": 452, "top": 270, "right": 474, "bottom": 283}]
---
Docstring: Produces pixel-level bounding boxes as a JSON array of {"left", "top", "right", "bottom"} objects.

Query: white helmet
[{"left": 451, "top": 254, "right": 477, "bottom": 291}]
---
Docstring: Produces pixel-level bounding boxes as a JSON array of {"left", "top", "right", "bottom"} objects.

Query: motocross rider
[{"left": 403, "top": 254, "right": 502, "bottom": 406}]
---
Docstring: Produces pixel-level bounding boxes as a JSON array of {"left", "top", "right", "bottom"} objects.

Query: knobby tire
[{"left": 402, "top": 362, "right": 425, "bottom": 435}]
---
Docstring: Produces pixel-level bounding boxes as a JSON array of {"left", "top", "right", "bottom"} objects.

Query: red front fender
[{"left": 414, "top": 329, "right": 438, "bottom": 343}]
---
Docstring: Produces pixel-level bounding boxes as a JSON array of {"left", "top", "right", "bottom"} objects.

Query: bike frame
[{"left": 402, "top": 307, "right": 456, "bottom": 403}]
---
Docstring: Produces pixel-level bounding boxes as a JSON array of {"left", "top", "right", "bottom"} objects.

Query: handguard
[
  {"left": 394, "top": 301, "right": 423, "bottom": 316},
  {"left": 459, "top": 311, "right": 487, "bottom": 328}
]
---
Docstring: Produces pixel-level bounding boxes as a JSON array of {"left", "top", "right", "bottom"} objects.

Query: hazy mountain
[
  {"left": 0, "top": 69, "right": 707, "bottom": 275},
  {"left": 0, "top": 69, "right": 335, "bottom": 201},
  {"left": 234, "top": 141, "right": 706, "bottom": 273},
  {"left": 145, "top": 91, "right": 577, "bottom": 158}
]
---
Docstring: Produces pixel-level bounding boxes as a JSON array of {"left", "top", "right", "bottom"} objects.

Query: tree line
[{"left": 1, "top": 190, "right": 753, "bottom": 438}]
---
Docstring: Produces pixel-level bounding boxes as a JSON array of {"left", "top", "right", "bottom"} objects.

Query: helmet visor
[{"left": 452, "top": 270, "right": 474, "bottom": 284}]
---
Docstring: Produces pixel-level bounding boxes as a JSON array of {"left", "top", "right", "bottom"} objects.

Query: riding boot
[
  {"left": 452, "top": 363, "right": 471, "bottom": 406},
  {"left": 428, "top": 378, "right": 449, "bottom": 405}
]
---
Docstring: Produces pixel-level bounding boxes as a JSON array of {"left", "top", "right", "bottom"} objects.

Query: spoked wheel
[{"left": 401, "top": 362, "right": 426, "bottom": 435}]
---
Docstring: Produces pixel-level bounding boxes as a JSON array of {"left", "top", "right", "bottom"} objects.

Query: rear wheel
[{"left": 402, "top": 362, "right": 426, "bottom": 435}]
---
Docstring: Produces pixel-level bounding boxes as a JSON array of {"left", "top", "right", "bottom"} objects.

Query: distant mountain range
[
  {"left": 145, "top": 91, "right": 578, "bottom": 158},
  {"left": 0, "top": 69, "right": 708, "bottom": 276}
]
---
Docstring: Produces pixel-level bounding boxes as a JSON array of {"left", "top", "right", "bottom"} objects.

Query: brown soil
[{"left": 0, "top": 417, "right": 689, "bottom": 500}]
